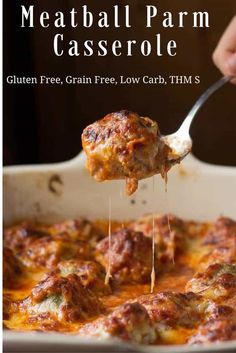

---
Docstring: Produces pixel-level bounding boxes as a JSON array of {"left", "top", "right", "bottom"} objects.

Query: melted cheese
[{"left": 4, "top": 216, "right": 230, "bottom": 345}]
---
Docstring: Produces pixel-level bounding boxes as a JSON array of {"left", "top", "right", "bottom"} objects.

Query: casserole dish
[{"left": 3, "top": 152, "right": 236, "bottom": 352}]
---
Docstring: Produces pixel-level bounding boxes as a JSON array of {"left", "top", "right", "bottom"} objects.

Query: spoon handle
[{"left": 178, "top": 76, "right": 232, "bottom": 134}]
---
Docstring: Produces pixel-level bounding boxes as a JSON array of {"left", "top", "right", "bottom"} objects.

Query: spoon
[{"left": 162, "top": 76, "right": 233, "bottom": 163}]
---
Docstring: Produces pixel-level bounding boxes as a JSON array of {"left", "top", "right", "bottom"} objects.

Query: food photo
[{"left": 3, "top": 1, "right": 236, "bottom": 352}]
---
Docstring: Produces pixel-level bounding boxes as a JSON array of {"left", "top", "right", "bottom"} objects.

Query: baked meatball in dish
[
  {"left": 136, "top": 291, "right": 206, "bottom": 344},
  {"left": 201, "top": 217, "right": 236, "bottom": 267},
  {"left": 79, "top": 302, "right": 157, "bottom": 344},
  {"left": 3, "top": 248, "right": 23, "bottom": 289},
  {"left": 185, "top": 263, "right": 236, "bottom": 301},
  {"left": 82, "top": 110, "right": 171, "bottom": 195},
  {"left": 48, "top": 218, "right": 105, "bottom": 247},
  {"left": 189, "top": 306, "right": 236, "bottom": 344},
  {"left": 203, "top": 217, "right": 236, "bottom": 245},
  {"left": 57, "top": 260, "right": 111, "bottom": 295},
  {"left": 3, "top": 222, "right": 50, "bottom": 254},
  {"left": 96, "top": 228, "right": 155, "bottom": 284},
  {"left": 19, "top": 236, "right": 92, "bottom": 269},
  {"left": 130, "top": 214, "right": 191, "bottom": 263},
  {"left": 3, "top": 214, "right": 236, "bottom": 346},
  {"left": 21, "top": 271, "right": 103, "bottom": 323}
]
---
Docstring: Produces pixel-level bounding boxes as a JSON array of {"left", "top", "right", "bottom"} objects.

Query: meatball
[
  {"left": 96, "top": 228, "right": 154, "bottom": 284},
  {"left": 137, "top": 292, "right": 204, "bottom": 327},
  {"left": 82, "top": 110, "right": 171, "bottom": 195},
  {"left": 189, "top": 315, "right": 236, "bottom": 344},
  {"left": 185, "top": 262, "right": 236, "bottom": 345},
  {"left": 20, "top": 236, "right": 92, "bottom": 269},
  {"left": 3, "top": 247, "right": 22, "bottom": 289},
  {"left": 201, "top": 217, "right": 236, "bottom": 267},
  {"left": 130, "top": 214, "right": 188, "bottom": 263},
  {"left": 185, "top": 263, "right": 236, "bottom": 301},
  {"left": 203, "top": 217, "right": 236, "bottom": 245},
  {"left": 136, "top": 292, "right": 207, "bottom": 344},
  {"left": 4, "top": 222, "right": 49, "bottom": 254},
  {"left": 21, "top": 272, "right": 103, "bottom": 323},
  {"left": 49, "top": 218, "right": 105, "bottom": 247},
  {"left": 79, "top": 302, "right": 157, "bottom": 344},
  {"left": 57, "top": 260, "right": 111, "bottom": 295}
]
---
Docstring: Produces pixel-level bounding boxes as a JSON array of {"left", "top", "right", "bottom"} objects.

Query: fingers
[{"left": 213, "top": 16, "right": 236, "bottom": 83}]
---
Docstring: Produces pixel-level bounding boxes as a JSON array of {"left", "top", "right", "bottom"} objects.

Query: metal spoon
[{"left": 162, "top": 76, "right": 233, "bottom": 163}]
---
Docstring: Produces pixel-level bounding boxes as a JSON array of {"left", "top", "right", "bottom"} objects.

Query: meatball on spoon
[{"left": 82, "top": 76, "right": 231, "bottom": 195}]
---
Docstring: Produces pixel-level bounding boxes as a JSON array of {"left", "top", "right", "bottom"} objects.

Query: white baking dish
[{"left": 3, "top": 152, "right": 236, "bottom": 352}]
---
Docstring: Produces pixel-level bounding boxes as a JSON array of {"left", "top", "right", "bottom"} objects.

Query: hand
[{"left": 213, "top": 16, "right": 236, "bottom": 83}]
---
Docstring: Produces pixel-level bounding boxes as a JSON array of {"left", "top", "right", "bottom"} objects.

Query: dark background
[{"left": 3, "top": 0, "right": 236, "bottom": 166}]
